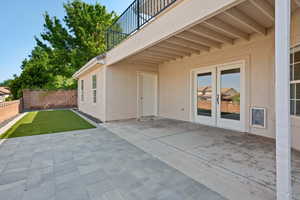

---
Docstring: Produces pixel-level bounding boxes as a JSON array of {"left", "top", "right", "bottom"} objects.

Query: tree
[
  {"left": 9, "top": 0, "right": 117, "bottom": 99},
  {"left": 9, "top": 46, "right": 53, "bottom": 99},
  {"left": 9, "top": 75, "right": 22, "bottom": 100},
  {"left": 0, "top": 79, "right": 13, "bottom": 87},
  {"left": 36, "top": 0, "right": 117, "bottom": 77}
]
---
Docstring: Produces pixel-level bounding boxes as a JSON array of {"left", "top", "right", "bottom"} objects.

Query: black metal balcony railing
[{"left": 106, "top": 0, "right": 178, "bottom": 51}]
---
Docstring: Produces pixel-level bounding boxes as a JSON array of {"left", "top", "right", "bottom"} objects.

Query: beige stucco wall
[
  {"left": 105, "top": 63, "right": 158, "bottom": 121},
  {"left": 158, "top": 9, "right": 300, "bottom": 150},
  {"left": 77, "top": 65, "right": 106, "bottom": 121},
  {"left": 77, "top": 62, "right": 158, "bottom": 122}
]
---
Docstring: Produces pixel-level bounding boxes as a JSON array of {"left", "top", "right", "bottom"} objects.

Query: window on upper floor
[{"left": 290, "top": 45, "right": 300, "bottom": 116}]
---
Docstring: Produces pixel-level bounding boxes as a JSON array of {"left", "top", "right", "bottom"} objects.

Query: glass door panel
[
  {"left": 197, "top": 73, "right": 213, "bottom": 117},
  {"left": 194, "top": 68, "right": 216, "bottom": 127},
  {"left": 219, "top": 68, "right": 241, "bottom": 121},
  {"left": 216, "top": 63, "right": 245, "bottom": 132}
]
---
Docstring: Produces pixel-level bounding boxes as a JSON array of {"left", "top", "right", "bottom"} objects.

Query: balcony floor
[{"left": 103, "top": 118, "right": 300, "bottom": 200}]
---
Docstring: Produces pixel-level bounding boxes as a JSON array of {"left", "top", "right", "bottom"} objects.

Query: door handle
[{"left": 216, "top": 94, "right": 220, "bottom": 105}]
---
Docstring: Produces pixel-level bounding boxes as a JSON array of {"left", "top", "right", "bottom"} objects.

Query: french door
[{"left": 193, "top": 62, "right": 245, "bottom": 131}]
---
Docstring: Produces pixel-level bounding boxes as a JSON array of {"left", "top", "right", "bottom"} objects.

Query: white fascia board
[{"left": 72, "top": 54, "right": 106, "bottom": 79}]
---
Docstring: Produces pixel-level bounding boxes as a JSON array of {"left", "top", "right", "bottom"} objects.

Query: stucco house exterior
[{"left": 73, "top": 0, "right": 300, "bottom": 199}]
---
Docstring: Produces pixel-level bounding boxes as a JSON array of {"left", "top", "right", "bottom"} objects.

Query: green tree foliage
[
  {"left": 0, "top": 79, "right": 13, "bottom": 87},
  {"left": 9, "top": 0, "right": 117, "bottom": 99},
  {"left": 9, "top": 46, "right": 53, "bottom": 99}
]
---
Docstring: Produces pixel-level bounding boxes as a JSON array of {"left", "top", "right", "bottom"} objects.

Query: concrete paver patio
[
  {"left": 103, "top": 118, "right": 300, "bottom": 200},
  {"left": 0, "top": 126, "right": 226, "bottom": 200}
]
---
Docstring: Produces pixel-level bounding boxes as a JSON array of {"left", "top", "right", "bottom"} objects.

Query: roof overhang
[
  {"left": 0, "top": 87, "right": 10, "bottom": 95},
  {"left": 72, "top": 54, "right": 106, "bottom": 79},
  {"left": 105, "top": 0, "right": 299, "bottom": 67}
]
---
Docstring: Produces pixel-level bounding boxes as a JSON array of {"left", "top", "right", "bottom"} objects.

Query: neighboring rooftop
[{"left": 0, "top": 87, "right": 10, "bottom": 95}]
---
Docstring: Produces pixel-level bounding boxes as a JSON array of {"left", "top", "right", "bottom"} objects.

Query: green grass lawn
[{"left": 0, "top": 110, "right": 95, "bottom": 139}]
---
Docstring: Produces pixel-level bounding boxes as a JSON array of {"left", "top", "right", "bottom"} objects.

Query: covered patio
[{"left": 103, "top": 118, "right": 300, "bottom": 200}]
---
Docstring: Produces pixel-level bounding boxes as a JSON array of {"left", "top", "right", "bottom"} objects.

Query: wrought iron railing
[{"left": 106, "top": 0, "right": 178, "bottom": 51}]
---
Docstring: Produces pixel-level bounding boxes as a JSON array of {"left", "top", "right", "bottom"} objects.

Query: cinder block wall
[{"left": 23, "top": 89, "right": 77, "bottom": 110}]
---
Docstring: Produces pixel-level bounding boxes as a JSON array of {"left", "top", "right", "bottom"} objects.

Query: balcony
[
  {"left": 105, "top": 0, "right": 178, "bottom": 51},
  {"left": 102, "top": 0, "right": 300, "bottom": 68}
]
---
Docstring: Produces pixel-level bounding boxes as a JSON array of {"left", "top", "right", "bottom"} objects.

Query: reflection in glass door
[
  {"left": 216, "top": 63, "right": 244, "bottom": 131},
  {"left": 197, "top": 73, "right": 212, "bottom": 117},
  {"left": 194, "top": 69, "right": 216, "bottom": 126},
  {"left": 219, "top": 68, "right": 241, "bottom": 120}
]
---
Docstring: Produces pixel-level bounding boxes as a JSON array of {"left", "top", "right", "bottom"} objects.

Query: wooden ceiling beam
[
  {"left": 205, "top": 18, "right": 250, "bottom": 40},
  {"left": 154, "top": 46, "right": 191, "bottom": 56},
  {"left": 249, "top": 0, "right": 275, "bottom": 22},
  {"left": 127, "top": 61, "right": 158, "bottom": 66},
  {"left": 148, "top": 48, "right": 185, "bottom": 58},
  {"left": 188, "top": 25, "right": 234, "bottom": 44},
  {"left": 145, "top": 51, "right": 178, "bottom": 59},
  {"left": 176, "top": 32, "right": 221, "bottom": 48},
  {"left": 135, "top": 54, "right": 169, "bottom": 62},
  {"left": 140, "top": 52, "right": 174, "bottom": 60},
  {"left": 130, "top": 57, "right": 160, "bottom": 64},
  {"left": 167, "top": 37, "right": 209, "bottom": 52},
  {"left": 158, "top": 43, "right": 196, "bottom": 55},
  {"left": 224, "top": 8, "right": 267, "bottom": 35}
]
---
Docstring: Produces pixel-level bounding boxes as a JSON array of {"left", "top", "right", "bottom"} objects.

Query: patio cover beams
[
  {"left": 175, "top": 31, "right": 222, "bottom": 48},
  {"left": 152, "top": 46, "right": 191, "bottom": 56},
  {"left": 188, "top": 25, "right": 234, "bottom": 44},
  {"left": 224, "top": 8, "right": 267, "bottom": 35},
  {"left": 249, "top": 0, "right": 275, "bottom": 21},
  {"left": 166, "top": 37, "right": 208, "bottom": 52},
  {"left": 123, "top": 0, "right": 273, "bottom": 65},
  {"left": 157, "top": 42, "right": 196, "bottom": 55},
  {"left": 143, "top": 51, "right": 178, "bottom": 60},
  {"left": 204, "top": 18, "right": 250, "bottom": 41},
  {"left": 147, "top": 48, "right": 185, "bottom": 58}
]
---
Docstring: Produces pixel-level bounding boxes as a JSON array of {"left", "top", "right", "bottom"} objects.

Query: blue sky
[{"left": 0, "top": 0, "right": 132, "bottom": 82}]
